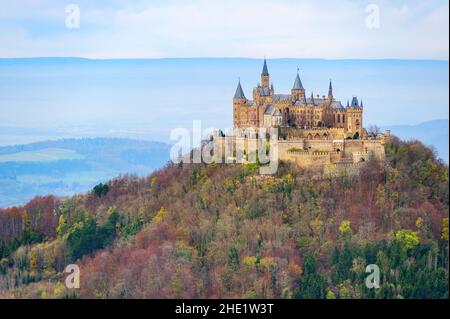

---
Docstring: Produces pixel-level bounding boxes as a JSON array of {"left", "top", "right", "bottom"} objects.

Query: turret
[
  {"left": 233, "top": 79, "right": 246, "bottom": 105},
  {"left": 261, "top": 58, "right": 270, "bottom": 89},
  {"left": 346, "top": 96, "right": 364, "bottom": 138},
  {"left": 351, "top": 96, "right": 359, "bottom": 107},
  {"left": 233, "top": 79, "right": 247, "bottom": 128},
  {"left": 291, "top": 69, "right": 305, "bottom": 100}
]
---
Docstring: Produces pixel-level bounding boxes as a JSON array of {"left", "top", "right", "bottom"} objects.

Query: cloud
[{"left": 0, "top": 0, "right": 448, "bottom": 59}]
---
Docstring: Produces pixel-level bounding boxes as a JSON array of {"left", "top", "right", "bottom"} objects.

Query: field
[{"left": 0, "top": 148, "right": 84, "bottom": 163}]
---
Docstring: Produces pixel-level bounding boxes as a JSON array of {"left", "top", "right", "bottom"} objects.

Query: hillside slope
[{"left": 0, "top": 136, "right": 448, "bottom": 299}]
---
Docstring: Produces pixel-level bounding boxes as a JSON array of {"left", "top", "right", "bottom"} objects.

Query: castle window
[
  {"left": 337, "top": 114, "right": 341, "bottom": 123},
  {"left": 342, "top": 115, "right": 345, "bottom": 122}
]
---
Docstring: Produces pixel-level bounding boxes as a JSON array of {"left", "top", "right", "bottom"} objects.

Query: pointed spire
[
  {"left": 328, "top": 79, "right": 333, "bottom": 99},
  {"left": 261, "top": 58, "right": 269, "bottom": 76},
  {"left": 310, "top": 91, "right": 315, "bottom": 104},
  {"left": 234, "top": 78, "right": 245, "bottom": 99},
  {"left": 360, "top": 100, "right": 364, "bottom": 107},
  {"left": 292, "top": 68, "right": 304, "bottom": 90},
  {"left": 346, "top": 100, "right": 350, "bottom": 107}
]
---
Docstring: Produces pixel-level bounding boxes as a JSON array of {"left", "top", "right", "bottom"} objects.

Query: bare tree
[{"left": 367, "top": 125, "right": 381, "bottom": 138}]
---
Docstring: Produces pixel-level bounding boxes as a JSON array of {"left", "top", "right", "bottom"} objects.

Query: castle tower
[
  {"left": 261, "top": 58, "right": 270, "bottom": 89},
  {"left": 233, "top": 79, "right": 247, "bottom": 128},
  {"left": 346, "top": 96, "right": 363, "bottom": 138},
  {"left": 328, "top": 79, "right": 333, "bottom": 100},
  {"left": 291, "top": 69, "right": 305, "bottom": 101},
  {"left": 233, "top": 79, "right": 246, "bottom": 102}
]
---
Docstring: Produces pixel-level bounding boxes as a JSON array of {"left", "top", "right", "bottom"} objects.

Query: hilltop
[{"left": 0, "top": 136, "right": 448, "bottom": 299}]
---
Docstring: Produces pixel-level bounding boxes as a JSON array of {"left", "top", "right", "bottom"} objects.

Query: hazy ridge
[{"left": 0, "top": 138, "right": 171, "bottom": 207}]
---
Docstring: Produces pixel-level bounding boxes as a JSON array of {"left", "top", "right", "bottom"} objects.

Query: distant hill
[
  {"left": 0, "top": 138, "right": 171, "bottom": 207},
  {"left": 382, "top": 119, "right": 449, "bottom": 163}
]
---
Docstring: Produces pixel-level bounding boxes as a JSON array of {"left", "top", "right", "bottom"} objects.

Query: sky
[{"left": 0, "top": 0, "right": 448, "bottom": 59}]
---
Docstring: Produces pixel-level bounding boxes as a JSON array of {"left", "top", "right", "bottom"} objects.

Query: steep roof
[
  {"left": 264, "top": 104, "right": 281, "bottom": 116},
  {"left": 351, "top": 96, "right": 359, "bottom": 107},
  {"left": 261, "top": 58, "right": 269, "bottom": 76},
  {"left": 234, "top": 80, "right": 245, "bottom": 99},
  {"left": 273, "top": 94, "right": 291, "bottom": 101},
  {"left": 294, "top": 97, "right": 326, "bottom": 106},
  {"left": 330, "top": 100, "right": 345, "bottom": 110},
  {"left": 292, "top": 71, "right": 304, "bottom": 90}
]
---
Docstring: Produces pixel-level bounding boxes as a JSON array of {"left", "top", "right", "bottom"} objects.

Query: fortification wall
[
  {"left": 343, "top": 140, "right": 364, "bottom": 153},
  {"left": 283, "top": 149, "right": 331, "bottom": 169},
  {"left": 278, "top": 140, "right": 306, "bottom": 158},
  {"left": 212, "top": 134, "right": 385, "bottom": 168},
  {"left": 304, "top": 140, "right": 334, "bottom": 151},
  {"left": 363, "top": 140, "right": 385, "bottom": 161}
]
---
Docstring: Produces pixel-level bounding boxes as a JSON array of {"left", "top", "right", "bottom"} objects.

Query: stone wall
[
  {"left": 212, "top": 129, "right": 386, "bottom": 170},
  {"left": 282, "top": 149, "right": 331, "bottom": 169}
]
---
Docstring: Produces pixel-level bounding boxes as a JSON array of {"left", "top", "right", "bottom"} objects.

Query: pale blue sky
[{"left": 0, "top": 0, "right": 448, "bottom": 59}]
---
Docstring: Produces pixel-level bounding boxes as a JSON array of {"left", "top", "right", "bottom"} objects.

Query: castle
[
  {"left": 215, "top": 59, "right": 388, "bottom": 172},
  {"left": 234, "top": 58, "right": 364, "bottom": 138}
]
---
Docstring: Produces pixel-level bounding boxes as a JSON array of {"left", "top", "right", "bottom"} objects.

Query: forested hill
[{"left": 0, "top": 136, "right": 448, "bottom": 299}]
